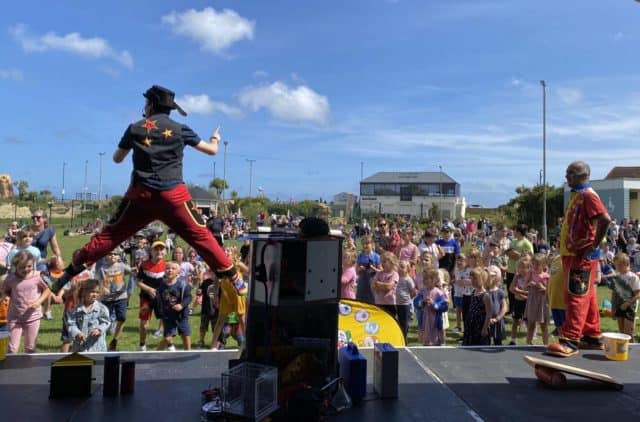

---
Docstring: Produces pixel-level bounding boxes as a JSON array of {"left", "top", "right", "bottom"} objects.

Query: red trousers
[
  {"left": 74, "top": 183, "right": 232, "bottom": 273},
  {"left": 560, "top": 256, "right": 601, "bottom": 341}
]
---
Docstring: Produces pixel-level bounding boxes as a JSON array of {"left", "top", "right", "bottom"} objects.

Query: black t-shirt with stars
[{"left": 119, "top": 113, "right": 200, "bottom": 190}]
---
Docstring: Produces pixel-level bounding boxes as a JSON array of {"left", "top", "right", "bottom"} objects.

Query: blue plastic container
[{"left": 338, "top": 342, "right": 367, "bottom": 403}]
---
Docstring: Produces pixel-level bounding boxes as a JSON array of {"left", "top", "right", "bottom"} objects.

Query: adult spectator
[
  {"left": 436, "top": 226, "right": 460, "bottom": 276},
  {"left": 374, "top": 219, "right": 391, "bottom": 254},
  {"left": 418, "top": 229, "right": 444, "bottom": 268},
  {"left": 206, "top": 208, "right": 225, "bottom": 247},
  {"left": 547, "top": 161, "right": 611, "bottom": 357},
  {"left": 31, "top": 209, "right": 62, "bottom": 321}
]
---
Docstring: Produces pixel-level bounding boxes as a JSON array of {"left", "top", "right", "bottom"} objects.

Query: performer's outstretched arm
[
  {"left": 193, "top": 126, "right": 221, "bottom": 156},
  {"left": 113, "top": 147, "right": 130, "bottom": 163}
]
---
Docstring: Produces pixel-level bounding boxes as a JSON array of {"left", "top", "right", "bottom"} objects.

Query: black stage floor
[{"left": 1, "top": 346, "right": 639, "bottom": 421}]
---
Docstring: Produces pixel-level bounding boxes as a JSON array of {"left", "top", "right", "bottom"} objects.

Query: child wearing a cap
[{"left": 136, "top": 240, "right": 167, "bottom": 351}]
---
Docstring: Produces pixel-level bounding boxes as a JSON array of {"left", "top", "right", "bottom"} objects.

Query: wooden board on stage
[{"left": 524, "top": 355, "right": 623, "bottom": 390}]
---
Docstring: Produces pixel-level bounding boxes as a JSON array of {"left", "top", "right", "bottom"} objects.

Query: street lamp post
[
  {"left": 98, "top": 152, "right": 105, "bottom": 202},
  {"left": 222, "top": 140, "right": 228, "bottom": 202},
  {"left": 540, "top": 80, "right": 548, "bottom": 244},
  {"left": 246, "top": 159, "right": 256, "bottom": 197},
  {"left": 62, "top": 162, "right": 67, "bottom": 202},
  {"left": 48, "top": 200, "right": 54, "bottom": 225},
  {"left": 439, "top": 165, "right": 443, "bottom": 223}
]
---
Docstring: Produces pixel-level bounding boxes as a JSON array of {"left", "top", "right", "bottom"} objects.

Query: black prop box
[{"left": 244, "top": 227, "right": 343, "bottom": 392}]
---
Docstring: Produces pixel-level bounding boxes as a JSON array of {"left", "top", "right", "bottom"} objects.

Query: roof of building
[
  {"left": 605, "top": 167, "right": 640, "bottom": 180},
  {"left": 361, "top": 171, "right": 457, "bottom": 184},
  {"left": 187, "top": 185, "right": 217, "bottom": 201}
]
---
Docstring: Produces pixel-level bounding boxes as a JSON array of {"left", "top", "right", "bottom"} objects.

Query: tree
[
  {"left": 209, "top": 178, "right": 228, "bottom": 199},
  {"left": 16, "top": 180, "right": 29, "bottom": 200},
  {"left": 503, "top": 184, "right": 564, "bottom": 238}
]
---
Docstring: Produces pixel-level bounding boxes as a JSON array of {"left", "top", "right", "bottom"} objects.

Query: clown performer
[
  {"left": 546, "top": 161, "right": 611, "bottom": 357},
  {"left": 43, "top": 85, "right": 241, "bottom": 296}
]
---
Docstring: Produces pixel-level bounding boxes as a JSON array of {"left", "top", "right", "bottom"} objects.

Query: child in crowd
[
  {"left": 343, "top": 236, "right": 357, "bottom": 255},
  {"left": 67, "top": 279, "right": 110, "bottom": 352},
  {"left": 610, "top": 253, "right": 640, "bottom": 337},
  {"left": 340, "top": 251, "right": 357, "bottom": 300},
  {"left": 136, "top": 241, "right": 167, "bottom": 351},
  {"left": 508, "top": 257, "right": 531, "bottom": 345},
  {"left": 173, "top": 246, "right": 196, "bottom": 315},
  {"left": 421, "top": 268, "right": 446, "bottom": 346},
  {"left": 210, "top": 246, "right": 248, "bottom": 350},
  {"left": 372, "top": 252, "right": 399, "bottom": 318},
  {"left": 437, "top": 269, "right": 451, "bottom": 335},
  {"left": 546, "top": 254, "right": 565, "bottom": 335},
  {"left": 156, "top": 261, "right": 192, "bottom": 351},
  {"left": 355, "top": 235, "right": 381, "bottom": 304},
  {"left": 398, "top": 230, "right": 419, "bottom": 278},
  {"left": 524, "top": 253, "right": 550, "bottom": 345},
  {"left": 452, "top": 254, "right": 468, "bottom": 333},
  {"left": 413, "top": 252, "right": 436, "bottom": 342},
  {"left": 2, "top": 251, "right": 50, "bottom": 353},
  {"left": 461, "top": 249, "right": 482, "bottom": 332},
  {"left": 487, "top": 267, "right": 507, "bottom": 345},
  {"left": 97, "top": 247, "right": 132, "bottom": 351},
  {"left": 196, "top": 269, "right": 221, "bottom": 348},
  {"left": 462, "top": 268, "right": 492, "bottom": 346},
  {"left": 396, "top": 259, "right": 417, "bottom": 342},
  {"left": 6, "top": 229, "right": 41, "bottom": 271},
  {"left": 54, "top": 258, "right": 94, "bottom": 352}
]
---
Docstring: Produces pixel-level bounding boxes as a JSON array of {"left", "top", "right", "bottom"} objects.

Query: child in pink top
[
  {"left": 372, "top": 252, "right": 399, "bottom": 317},
  {"left": 524, "top": 253, "right": 550, "bottom": 345},
  {"left": 1, "top": 250, "right": 50, "bottom": 353},
  {"left": 340, "top": 251, "right": 357, "bottom": 299}
]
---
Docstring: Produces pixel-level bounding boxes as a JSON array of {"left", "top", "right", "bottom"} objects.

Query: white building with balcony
[{"left": 359, "top": 171, "right": 466, "bottom": 219}]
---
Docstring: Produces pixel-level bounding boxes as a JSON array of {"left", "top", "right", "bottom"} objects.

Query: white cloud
[
  {"left": 162, "top": 7, "right": 254, "bottom": 54},
  {"left": 613, "top": 31, "right": 624, "bottom": 41},
  {"left": 176, "top": 94, "right": 242, "bottom": 118},
  {"left": 0, "top": 67, "right": 23, "bottom": 80},
  {"left": 9, "top": 24, "right": 133, "bottom": 68},
  {"left": 239, "top": 82, "right": 330, "bottom": 125},
  {"left": 510, "top": 78, "right": 522, "bottom": 87},
  {"left": 556, "top": 87, "right": 583, "bottom": 105}
]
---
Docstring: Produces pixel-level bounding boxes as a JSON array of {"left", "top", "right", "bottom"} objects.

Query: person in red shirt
[
  {"left": 136, "top": 241, "right": 168, "bottom": 351},
  {"left": 547, "top": 161, "right": 611, "bottom": 357}
]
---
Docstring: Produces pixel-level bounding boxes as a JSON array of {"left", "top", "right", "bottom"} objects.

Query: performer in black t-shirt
[{"left": 44, "top": 85, "right": 239, "bottom": 292}]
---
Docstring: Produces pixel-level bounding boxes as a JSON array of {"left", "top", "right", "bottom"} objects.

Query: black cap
[{"left": 143, "top": 85, "right": 187, "bottom": 116}]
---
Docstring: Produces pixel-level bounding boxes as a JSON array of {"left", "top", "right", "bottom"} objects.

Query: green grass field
[{"left": 4, "top": 224, "right": 632, "bottom": 352}]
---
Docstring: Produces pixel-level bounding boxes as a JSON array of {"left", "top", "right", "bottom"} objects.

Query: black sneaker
[
  {"left": 579, "top": 336, "right": 604, "bottom": 350},
  {"left": 108, "top": 338, "right": 118, "bottom": 352},
  {"left": 40, "top": 272, "right": 67, "bottom": 294}
]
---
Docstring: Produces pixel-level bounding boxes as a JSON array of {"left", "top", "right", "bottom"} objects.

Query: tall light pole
[
  {"left": 62, "top": 162, "right": 67, "bottom": 202},
  {"left": 246, "top": 159, "right": 256, "bottom": 197},
  {"left": 439, "top": 165, "right": 443, "bottom": 223},
  {"left": 98, "top": 152, "right": 105, "bottom": 201},
  {"left": 540, "top": 80, "right": 548, "bottom": 244},
  {"left": 222, "top": 140, "right": 228, "bottom": 201},
  {"left": 83, "top": 160, "right": 89, "bottom": 199},
  {"left": 360, "top": 161, "right": 364, "bottom": 181}
]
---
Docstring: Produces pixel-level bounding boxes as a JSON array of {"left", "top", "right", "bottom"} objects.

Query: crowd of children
[
  {"left": 340, "top": 217, "right": 640, "bottom": 347},
  {"left": 2, "top": 214, "right": 640, "bottom": 354}
]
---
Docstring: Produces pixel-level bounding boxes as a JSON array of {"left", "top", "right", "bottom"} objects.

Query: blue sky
[{"left": 1, "top": 1, "right": 640, "bottom": 208}]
